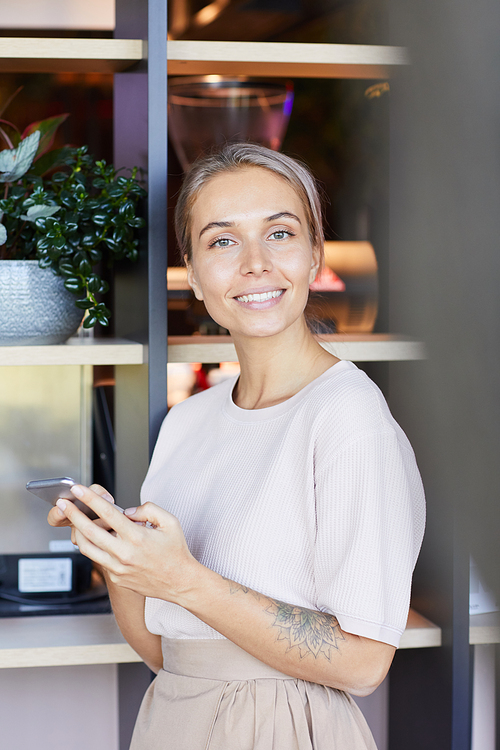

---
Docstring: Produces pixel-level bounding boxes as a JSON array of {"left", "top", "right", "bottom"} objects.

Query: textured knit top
[{"left": 141, "top": 359, "right": 425, "bottom": 648}]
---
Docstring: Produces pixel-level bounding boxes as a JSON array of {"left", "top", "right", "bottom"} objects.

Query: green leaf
[
  {"left": 73, "top": 251, "right": 88, "bottom": 266},
  {"left": 28, "top": 146, "right": 74, "bottom": 178},
  {"left": 51, "top": 171, "right": 67, "bottom": 185},
  {"left": 83, "top": 314, "right": 98, "bottom": 329},
  {"left": 20, "top": 204, "right": 61, "bottom": 222},
  {"left": 48, "top": 245, "right": 63, "bottom": 260},
  {"left": 82, "top": 233, "right": 97, "bottom": 247},
  {"left": 91, "top": 212, "right": 111, "bottom": 226},
  {"left": 64, "top": 277, "right": 83, "bottom": 292},
  {"left": 94, "top": 302, "right": 111, "bottom": 315},
  {"left": 75, "top": 298, "right": 94, "bottom": 310},
  {"left": 36, "top": 237, "right": 52, "bottom": 251},
  {"left": 0, "top": 131, "right": 41, "bottom": 182},
  {"left": 112, "top": 227, "right": 127, "bottom": 243},
  {"left": 53, "top": 235, "right": 66, "bottom": 250},
  {"left": 88, "top": 248, "right": 102, "bottom": 263},
  {"left": 58, "top": 262, "right": 75, "bottom": 276},
  {"left": 66, "top": 235, "right": 81, "bottom": 249},
  {"left": 127, "top": 217, "right": 145, "bottom": 229},
  {"left": 104, "top": 238, "right": 118, "bottom": 251},
  {"left": 78, "top": 259, "right": 92, "bottom": 276},
  {"left": 87, "top": 274, "right": 101, "bottom": 294},
  {"left": 22, "top": 114, "right": 69, "bottom": 159}
]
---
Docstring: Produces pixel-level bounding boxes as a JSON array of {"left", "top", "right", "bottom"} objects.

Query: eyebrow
[
  {"left": 266, "top": 212, "right": 302, "bottom": 224},
  {"left": 199, "top": 221, "right": 233, "bottom": 239},
  {"left": 198, "top": 212, "right": 301, "bottom": 239}
]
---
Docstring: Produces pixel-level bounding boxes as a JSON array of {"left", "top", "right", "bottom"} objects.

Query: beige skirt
[{"left": 129, "top": 638, "right": 377, "bottom": 750}]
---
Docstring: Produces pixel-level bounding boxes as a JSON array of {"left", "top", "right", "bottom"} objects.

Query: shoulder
[{"left": 306, "top": 361, "right": 409, "bottom": 452}]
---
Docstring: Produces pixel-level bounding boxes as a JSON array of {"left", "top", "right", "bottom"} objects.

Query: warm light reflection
[
  {"left": 167, "top": 362, "right": 240, "bottom": 407},
  {"left": 194, "top": 0, "right": 231, "bottom": 28}
]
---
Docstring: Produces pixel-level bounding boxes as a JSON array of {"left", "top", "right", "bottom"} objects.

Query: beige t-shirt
[{"left": 141, "top": 360, "right": 425, "bottom": 648}]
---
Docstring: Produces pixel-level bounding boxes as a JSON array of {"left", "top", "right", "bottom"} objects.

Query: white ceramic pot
[{"left": 0, "top": 260, "right": 84, "bottom": 345}]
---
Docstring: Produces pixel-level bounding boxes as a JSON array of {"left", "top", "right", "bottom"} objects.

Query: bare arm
[
  {"left": 102, "top": 574, "right": 163, "bottom": 674},
  {"left": 54, "top": 488, "right": 395, "bottom": 696},
  {"left": 176, "top": 571, "right": 394, "bottom": 696}
]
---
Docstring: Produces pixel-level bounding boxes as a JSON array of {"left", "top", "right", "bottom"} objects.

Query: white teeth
[{"left": 237, "top": 290, "right": 284, "bottom": 303}]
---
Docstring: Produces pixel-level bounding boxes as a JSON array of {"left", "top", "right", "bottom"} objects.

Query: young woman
[{"left": 48, "top": 143, "right": 425, "bottom": 749}]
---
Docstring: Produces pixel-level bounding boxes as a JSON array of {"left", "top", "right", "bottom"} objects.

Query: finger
[
  {"left": 47, "top": 504, "right": 72, "bottom": 528},
  {"left": 70, "top": 485, "right": 130, "bottom": 534},
  {"left": 56, "top": 497, "right": 125, "bottom": 555},
  {"left": 124, "top": 502, "right": 176, "bottom": 530},
  {"left": 71, "top": 525, "right": 120, "bottom": 570},
  {"left": 89, "top": 484, "right": 115, "bottom": 504}
]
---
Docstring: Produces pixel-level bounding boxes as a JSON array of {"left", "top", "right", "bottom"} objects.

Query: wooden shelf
[
  {"left": 0, "top": 38, "right": 407, "bottom": 78},
  {"left": 0, "top": 608, "right": 439, "bottom": 669},
  {"left": 0, "top": 37, "right": 143, "bottom": 73},
  {"left": 399, "top": 609, "right": 442, "bottom": 649},
  {"left": 166, "top": 40, "right": 408, "bottom": 79},
  {"left": 470, "top": 611, "right": 500, "bottom": 645},
  {"left": 0, "top": 338, "right": 145, "bottom": 366},
  {"left": 0, "top": 334, "right": 425, "bottom": 366},
  {"left": 168, "top": 334, "right": 426, "bottom": 364},
  {"left": 0, "top": 614, "right": 141, "bottom": 669}
]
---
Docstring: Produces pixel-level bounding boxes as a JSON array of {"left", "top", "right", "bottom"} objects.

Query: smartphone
[{"left": 26, "top": 477, "right": 125, "bottom": 521}]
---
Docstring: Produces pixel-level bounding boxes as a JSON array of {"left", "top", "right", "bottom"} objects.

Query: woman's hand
[
  {"left": 47, "top": 483, "right": 116, "bottom": 532},
  {"left": 54, "top": 484, "right": 203, "bottom": 604}
]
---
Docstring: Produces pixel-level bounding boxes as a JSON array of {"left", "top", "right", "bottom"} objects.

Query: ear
[
  {"left": 309, "top": 245, "right": 321, "bottom": 284},
  {"left": 185, "top": 257, "right": 204, "bottom": 301}
]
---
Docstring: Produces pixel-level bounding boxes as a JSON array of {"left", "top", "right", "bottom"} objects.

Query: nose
[{"left": 239, "top": 239, "right": 273, "bottom": 276}]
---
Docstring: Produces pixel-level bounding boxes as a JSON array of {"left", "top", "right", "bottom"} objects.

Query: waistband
[{"left": 161, "top": 637, "right": 295, "bottom": 681}]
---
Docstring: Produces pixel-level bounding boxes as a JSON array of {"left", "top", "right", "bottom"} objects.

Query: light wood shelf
[
  {"left": 470, "top": 611, "right": 500, "bottom": 645},
  {"left": 399, "top": 609, "right": 442, "bottom": 649},
  {"left": 0, "top": 614, "right": 141, "bottom": 669},
  {"left": 0, "top": 37, "right": 144, "bottom": 73},
  {"left": 0, "top": 38, "right": 407, "bottom": 78},
  {"left": 166, "top": 40, "right": 408, "bottom": 79},
  {"left": 0, "top": 335, "right": 425, "bottom": 366},
  {"left": 0, "top": 608, "right": 439, "bottom": 669},
  {"left": 168, "top": 334, "right": 426, "bottom": 364},
  {"left": 0, "top": 338, "right": 145, "bottom": 366}
]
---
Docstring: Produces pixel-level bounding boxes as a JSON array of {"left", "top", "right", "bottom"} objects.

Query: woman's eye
[
  {"left": 209, "top": 237, "right": 234, "bottom": 248},
  {"left": 269, "top": 230, "right": 292, "bottom": 241}
]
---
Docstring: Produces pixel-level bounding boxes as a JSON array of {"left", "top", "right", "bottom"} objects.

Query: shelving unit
[
  {"left": 0, "top": 38, "right": 408, "bottom": 77},
  {"left": 0, "top": 334, "right": 425, "bottom": 366},
  {"left": 0, "top": 608, "right": 441, "bottom": 670}
]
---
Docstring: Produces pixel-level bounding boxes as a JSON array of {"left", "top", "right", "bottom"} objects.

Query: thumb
[{"left": 124, "top": 501, "right": 172, "bottom": 529}]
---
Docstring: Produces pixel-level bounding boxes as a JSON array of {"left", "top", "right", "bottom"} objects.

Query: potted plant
[{"left": 0, "top": 92, "right": 146, "bottom": 345}]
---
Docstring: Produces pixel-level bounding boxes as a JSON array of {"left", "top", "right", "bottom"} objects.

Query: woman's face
[{"left": 186, "top": 167, "right": 320, "bottom": 341}]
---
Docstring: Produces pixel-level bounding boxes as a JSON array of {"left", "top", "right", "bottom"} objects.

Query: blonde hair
[{"left": 174, "top": 142, "right": 325, "bottom": 268}]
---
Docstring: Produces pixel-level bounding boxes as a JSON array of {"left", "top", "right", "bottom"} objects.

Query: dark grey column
[
  {"left": 146, "top": 0, "right": 169, "bottom": 453},
  {"left": 114, "top": 2, "right": 168, "bottom": 749}
]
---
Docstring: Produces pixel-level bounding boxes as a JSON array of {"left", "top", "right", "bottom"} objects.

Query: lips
[{"left": 235, "top": 289, "right": 284, "bottom": 303}]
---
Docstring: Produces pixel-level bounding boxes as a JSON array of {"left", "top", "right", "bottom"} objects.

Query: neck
[{"left": 231, "top": 317, "right": 339, "bottom": 410}]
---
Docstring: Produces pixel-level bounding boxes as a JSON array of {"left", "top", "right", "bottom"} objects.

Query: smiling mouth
[{"left": 235, "top": 290, "right": 284, "bottom": 303}]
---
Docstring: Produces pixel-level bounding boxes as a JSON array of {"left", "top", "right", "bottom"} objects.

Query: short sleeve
[{"left": 314, "top": 429, "right": 426, "bottom": 648}]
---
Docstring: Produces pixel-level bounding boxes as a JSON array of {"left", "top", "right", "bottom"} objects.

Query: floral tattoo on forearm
[
  {"left": 222, "top": 578, "right": 345, "bottom": 660},
  {"left": 265, "top": 599, "right": 345, "bottom": 660}
]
